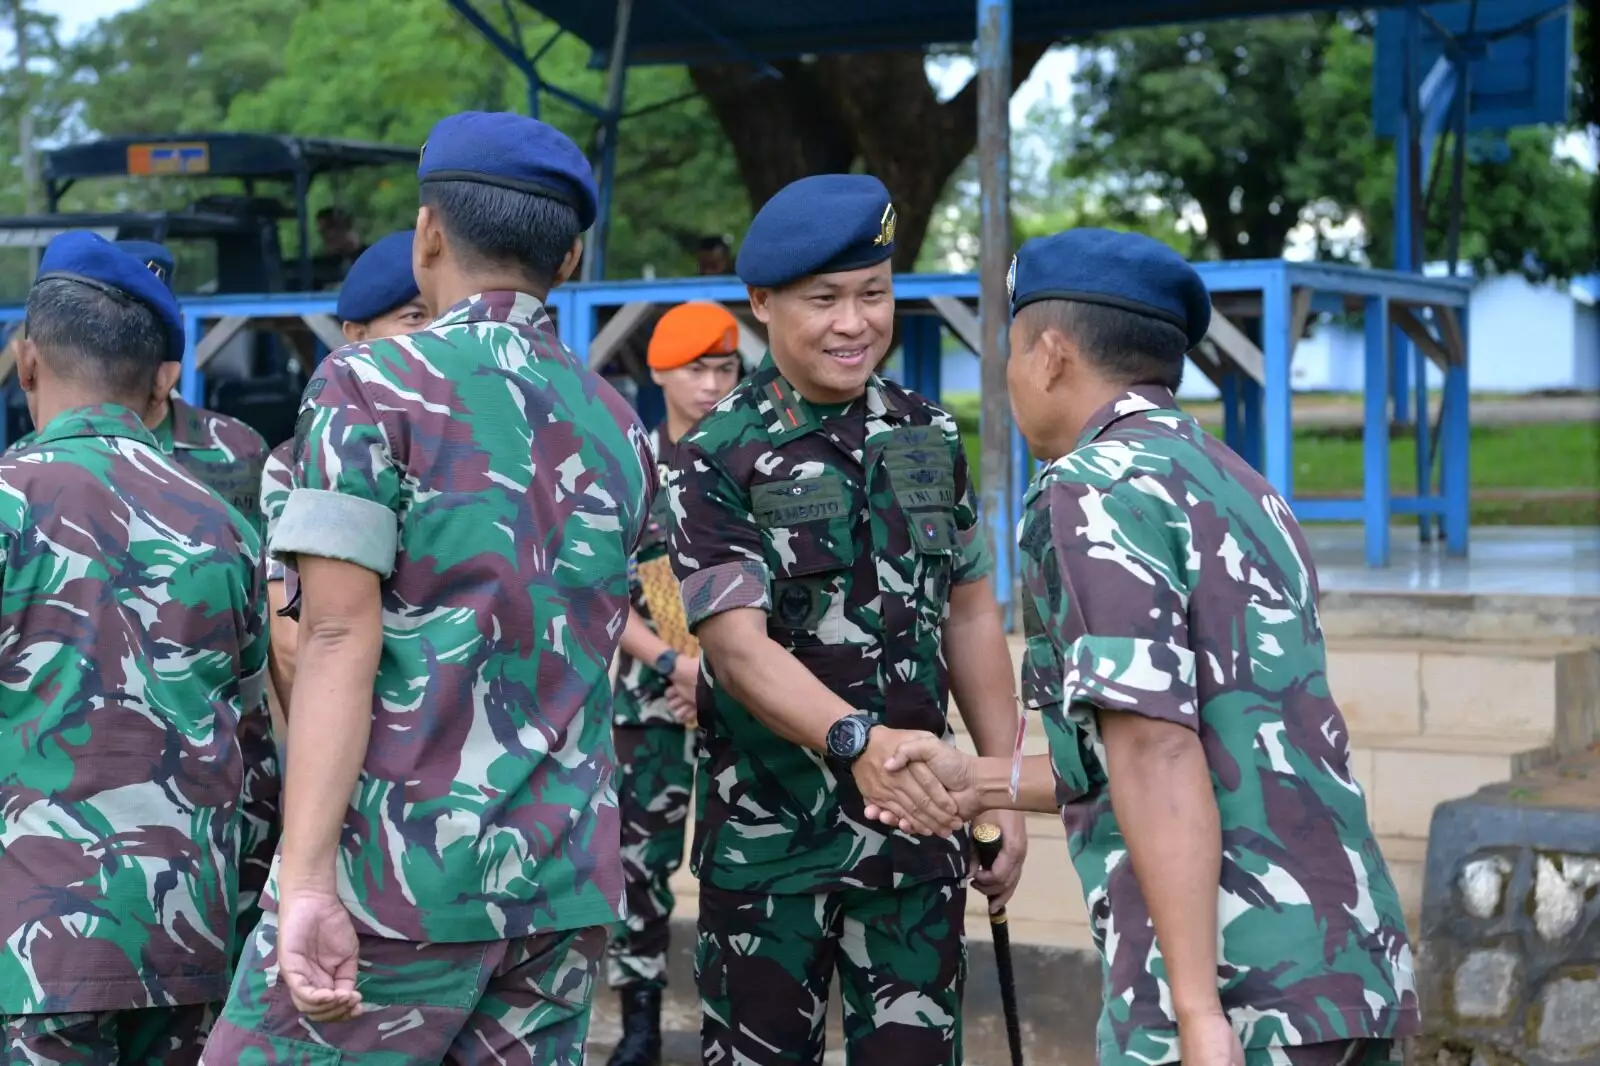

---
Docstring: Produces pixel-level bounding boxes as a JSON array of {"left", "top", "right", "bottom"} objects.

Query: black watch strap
[{"left": 653, "top": 649, "right": 679, "bottom": 676}]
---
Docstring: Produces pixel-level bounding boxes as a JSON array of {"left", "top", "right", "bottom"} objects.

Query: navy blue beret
[
  {"left": 736, "top": 174, "right": 897, "bottom": 289},
  {"left": 336, "top": 230, "right": 420, "bottom": 324},
  {"left": 114, "top": 240, "right": 176, "bottom": 291},
  {"left": 418, "top": 111, "right": 598, "bottom": 232},
  {"left": 1009, "top": 228, "right": 1213, "bottom": 349},
  {"left": 37, "top": 231, "right": 184, "bottom": 363}
]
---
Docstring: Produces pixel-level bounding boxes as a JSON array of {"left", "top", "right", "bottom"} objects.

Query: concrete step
[
  {"left": 1349, "top": 732, "right": 1558, "bottom": 839},
  {"left": 1329, "top": 640, "right": 1600, "bottom": 750}
]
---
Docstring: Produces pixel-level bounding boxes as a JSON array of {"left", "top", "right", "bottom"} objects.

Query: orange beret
[{"left": 648, "top": 302, "right": 741, "bottom": 371}]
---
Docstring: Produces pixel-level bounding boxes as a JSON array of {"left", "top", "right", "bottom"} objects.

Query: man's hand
[
  {"left": 851, "top": 728, "right": 965, "bottom": 838},
  {"left": 669, "top": 655, "right": 700, "bottom": 714},
  {"left": 276, "top": 883, "right": 363, "bottom": 1023},
  {"left": 1178, "top": 1010, "right": 1244, "bottom": 1066},
  {"left": 971, "top": 808, "right": 1027, "bottom": 912},
  {"left": 666, "top": 688, "right": 697, "bottom": 727},
  {"left": 863, "top": 735, "right": 983, "bottom": 830}
]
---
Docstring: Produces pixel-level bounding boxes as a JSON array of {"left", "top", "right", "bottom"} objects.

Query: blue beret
[
  {"left": 336, "top": 230, "right": 420, "bottom": 324},
  {"left": 37, "top": 231, "right": 184, "bottom": 363},
  {"left": 736, "top": 174, "right": 897, "bottom": 289},
  {"left": 1009, "top": 228, "right": 1213, "bottom": 349},
  {"left": 418, "top": 111, "right": 598, "bottom": 232},
  {"left": 114, "top": 240, "right": 176, "bottom": 291}
]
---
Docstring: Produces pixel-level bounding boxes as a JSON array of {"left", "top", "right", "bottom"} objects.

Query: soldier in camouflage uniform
[
  {"left": 201, "top": 111, "right": 655, "bottom": 1066},
  {"left": 8, "top": 241, "right": 272, "bottom": 521},
  {"left": 0, "top": 232, "right": 269, "bottom": 1065},
  {"left": 257, "top": 230, "right": 431, "bottom": 736},
  {"left": 666, "top": 174, "right": 1027, "bottom": 1066},
  {"left": 4, "top": 239, "right": 280, "bottom": 976},
  {"left": 877, "top": 229, "right": 1421, "bottom": 1066},
  {"left": 606, "top": 301, "right": 743, "bottom": 1066}
]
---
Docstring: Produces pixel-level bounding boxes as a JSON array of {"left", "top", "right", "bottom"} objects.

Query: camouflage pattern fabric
[
  {"left": 156, "top": 397, "right": 271, "bottom": 525},
  {"left": 1016, "top": 385, "right": 1421, "bottom": 1066},
  {"left": 268, "top": 290, "right": 655, "bottom": 944},
  {"left": 696, "top": 880, "right": 967, "bottom": 1064},
  {"left": 0, "top": 405, "right": 268, "bottom": 1016},
  {"left": 606, "top": 724, "right": 695, "bottom": 989},
  {"left": 258, "top": 440, "right": 294, "bottom": 586},
  {"left": 4, "top": 1004, "right": 216, "bottom": 1066},
  {"left": 665, "top": 354, "right": 992, "bottom": 896},
  {"left": 201, "top": 911, "right": 603, "bottom": 1066},
  {"left": 613, "top": 431, "right": 684, "bottom": 728},
  {"left": 8, "top": 398, "right": 269, "bottom": 527}
]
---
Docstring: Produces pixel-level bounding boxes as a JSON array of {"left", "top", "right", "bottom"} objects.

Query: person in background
[
  {"left": 605, "top": 301, "right": 743, "bottom": 1066},
  {"left": 874, "top": 228, "right": 1421, "bottom": 1066},
  {"left": 0, "top": 232, "right": 268, "bottom": 1065},
  {"left": 696, "top": 235, "right": 733, "bottom": 276},
  {"left": 258, "top": 229, "right": 431, "bottom": 740}
]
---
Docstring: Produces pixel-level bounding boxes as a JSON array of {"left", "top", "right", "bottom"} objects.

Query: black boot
[{"left": 606, "top": 983, "right": 662, "bottom": 1066}]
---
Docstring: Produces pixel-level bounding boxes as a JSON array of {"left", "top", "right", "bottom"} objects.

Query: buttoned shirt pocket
[{"left": 752, "top": 472, "right": 857, "bottom": 648}]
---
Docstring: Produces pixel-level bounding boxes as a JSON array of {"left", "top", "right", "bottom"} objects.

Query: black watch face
[{"left": 827, "top": 716, "right": 869, "bottom": 761}]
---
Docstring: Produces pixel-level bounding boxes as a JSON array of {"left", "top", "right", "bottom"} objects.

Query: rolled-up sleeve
[
  {"left": 667, "top": 441, "right": 771, "bottom": 629},
  {"left": 1048, "top": 478, "right": 1198, "bottom": 728},
  {"left": 272, "top": 357, "right": 401, "bottom": 577}
]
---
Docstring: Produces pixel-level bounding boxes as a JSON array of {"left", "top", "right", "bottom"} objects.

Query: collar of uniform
[
  {"left": 433, "top": 290, "right": 552, "bottom": 331},
  {"left": 33, "top": 403, "right": 161, "bottom": 449},
  {"left": 160, "top": 395, "right": 209, "bottom": 451},
  {"left": 750, "top": 351, "right": 912, "bottom": 446},
  {"left": 1075, "top": 384, "right": 1183, "bottom": 449}
]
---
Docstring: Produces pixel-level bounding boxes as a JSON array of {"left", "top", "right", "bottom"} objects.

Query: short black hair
[
  {"left": 25, "top": 278, "right": 167, "bottom": 399},
  {"left": 317, "top": 206, "right": 353, "bottom": 225},
  {"left": 421, "top": 180, "right": 580, "bottom": 290},
  {"left": 1018, "top": 299, "right": 1188, "bottom": 392},
  {"left": 698, "top": 235, "right": 730, "bottom": 252}
]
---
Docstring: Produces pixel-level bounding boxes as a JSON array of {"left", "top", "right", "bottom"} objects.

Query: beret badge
[
  {"left": 874, "top": 203, "right": 897, "bottom": 247},
  {"left": 1005, "top": 254, "right": 1017, "bottom": 301}
]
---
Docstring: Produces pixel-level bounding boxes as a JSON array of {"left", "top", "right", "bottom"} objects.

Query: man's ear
[
  {"left": 153, "top": 361, "right": 182, "bottom": 399},
  {"left": 342, "top": 321, "right": 367, "bottom": 344},
  {"left": 413, "top": 205, "right": 444, "bottom": 272},
  {"left": 15, "top": 338, "right": 38, "bottom": 394},
  {"left": 1037, "top": 327, "right": 1076, "bottom": 393},
  {"left": 553, "top": 237, "right": 584, "bottom": 288},
  {"left": 747, "top": 286, "right": 773, "bottom": 326}
]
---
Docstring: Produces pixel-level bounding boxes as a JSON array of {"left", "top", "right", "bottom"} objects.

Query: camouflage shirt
[
  {"left": 1017, "top": 386, "right": 1420, "bottom": 1066},
  {"left": 259, "top": 440, "right": 294, "bottom": 586},
  {"left": 0, "top": 405, "right": 268, "bottom": 1014},
  {"left": 667, "top": 356, "right": 991, "bottom": 895},
  {"left": 614, "top": 429, "right": 681, "bottom": 727},
  {"left": 270, "top": 291, "right": 655, "bottom": 944},
  {"left": 7, "top": 397, "right": 269, "bottom": 528}
]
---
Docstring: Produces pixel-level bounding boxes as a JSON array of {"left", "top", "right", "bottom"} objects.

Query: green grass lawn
[{"left": 940, "top": 393, "right": 1599, "bottom": 526}]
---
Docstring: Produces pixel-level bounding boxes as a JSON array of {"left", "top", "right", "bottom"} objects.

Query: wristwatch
[
  {"left": 825, "top": 713, "right": 877, "bottom": 774},
  {"left": 653, "top": 649, "right": 679, "bottom": 677}
]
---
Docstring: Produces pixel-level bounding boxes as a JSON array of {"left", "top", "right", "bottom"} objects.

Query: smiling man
[{"left": 663, "top": 173, "right": 1025, "bottom": 1066}]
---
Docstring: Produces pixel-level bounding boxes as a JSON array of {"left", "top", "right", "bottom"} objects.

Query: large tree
[
  {"left": 690, "top": 44, "right": 1052, "bottom": 271},
  {"left": 1051, "top": 15, "right": 1595, "bottom": 279}
]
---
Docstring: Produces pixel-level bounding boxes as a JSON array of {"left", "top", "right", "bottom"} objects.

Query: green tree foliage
[{"left": 1054, "top": 15, "right": 1595, "bottom": 279}]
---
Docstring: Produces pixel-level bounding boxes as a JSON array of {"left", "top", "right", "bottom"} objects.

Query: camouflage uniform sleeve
[
  {"left": 273, "top": 356, "right": 402, "bottom": 576},
  {"left": 236, "top": 546, "right": 279, "bottom": 896},
  {"left": 951, "top": 444, "right": 992, "bottom": 584},
  {"left": 1047, "top": 477, "right": 1198, "bottom": 727},
  {"left": 667, "top": 439, "right": 772, "bottom": 630},
  {"left": 259, "top": 446, "right": 294, "bottom": 584}
]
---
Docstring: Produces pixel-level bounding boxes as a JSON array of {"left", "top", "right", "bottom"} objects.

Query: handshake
[{"left": 850, "top": 726, "right": 984, "bottom": 838}]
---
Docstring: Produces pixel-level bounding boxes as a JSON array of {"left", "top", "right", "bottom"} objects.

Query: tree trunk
[{"left": 691, "top": 43, "right": 1052, "bottom": 269}]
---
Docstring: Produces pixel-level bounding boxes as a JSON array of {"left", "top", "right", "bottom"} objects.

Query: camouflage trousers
[
  {"left": 200, "top": 911, "right": 605, "bottom": 1065},
  {"left": 697, "top": 879, "right": 967, "bottom": 1066},
  {"left": 606, "top": 723, "right": 695, "bottom": 990},
  {"left": 2, "top": 1004, "right": 216, "bottom": 1066}
]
